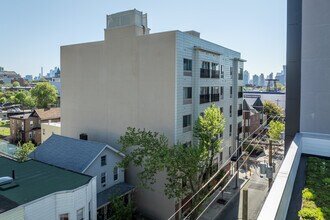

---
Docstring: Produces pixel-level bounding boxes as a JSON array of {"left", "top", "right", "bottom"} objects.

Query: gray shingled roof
[
  {"left": 97, "top": 182, "right": 135, "bottom": 208},
  {"left": 28, "top": 134, "right": 121, "bottom": 173},
  {"left": 243, "top": 99, "right": 251, "bottom": 111}
]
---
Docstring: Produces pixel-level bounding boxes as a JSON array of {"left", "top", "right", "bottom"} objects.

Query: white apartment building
[{"left": 61, "top": 9, "right": 244, "bottom": 219}]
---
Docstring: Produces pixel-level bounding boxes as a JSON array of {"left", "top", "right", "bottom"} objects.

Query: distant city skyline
[{"left": 0, "top": 0, "right": 286, "bottom": 76}]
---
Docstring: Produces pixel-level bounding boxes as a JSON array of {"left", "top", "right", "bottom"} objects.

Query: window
[
  {"left": 183, "top": 87, "right": 192, "bottom": 104},
  {"left": 101, "top": 172, "right": 106, "bottom": 186},
  {"left": 220, "top": 65, "right": 224, "bottom": 78},
  {"left": 183, "top": 141, "right": 192, "bottom": 148},
  {"left": 200, "top": 87, "right": 210, "bottom": 104},
  {"left": 230, "top": 86, "right": 233, "bottom": 98},
  {"left": 229, "top": 146, "right": 232, "bottom": 157},
  {"left": 200, "top": 112, "right": 205, "bottom": 118},
  {"left": 29, "top": 132, "right": 32, "bottom": 139},
  {"left": 183, "top": 115, "right": 192, "bottom": 132},
  {"left": 200, "top": 61, "right": 210, "bottom": 78},
  {"left": 113, "top": 167, "right": 118, "bottom": 181},
  {"left": 229, "top": 124, "right": 232, "bottom": 136},
  {"left": 211, "top": 63, "right": 219, "bottom": 78},
  {"left": 60, "top": 213, "right": 69, "bottom": 220},
  {"left": 184, "top": 59, "right": 192, "bottom": 76},
  {"left": 30, "top": 121, "right": 33, "bottom": 127},
  {"left": 183, "top": 59, "right": 192, "bottom": 71},
  {"left": 230, "top": 67, "right": 233, "bottom": 79},
  {"left": 211, "top": 86, "right": 219, "bottom": 102},
  {"left": 220, "top": 152, "right": 223, "bottom": 163},
  {"left": 101, "top": 155, "right": 107, "bottom": 166},
  {"left": 77, "top": 208, "right": 84, "bottom": 220},
  {"left": 230, "top": 105, "right": 232, "bottom": 117},
  {"left": 12, "top": 120, "right": 14, "bottom": 125},
  {"left": 220, "top": 86, "right": 224, "bottom": 99},
  {"left": 220, "top": 107, "right": 223, "bottom": 114},
  {"left": 219, "top": 132, "right": 223, "bottom": 139}
]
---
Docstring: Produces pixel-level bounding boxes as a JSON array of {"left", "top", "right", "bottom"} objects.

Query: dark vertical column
[{"left": 285, "top": 0, "right": 302, "bottom": 153}]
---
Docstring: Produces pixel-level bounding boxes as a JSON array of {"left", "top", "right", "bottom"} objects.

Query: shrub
[
  {"left": 298, "top": 207, "right": 324, "bottom": 220},
  {"left": 302, "top": 188, "right": 315, "bottom": 201}
]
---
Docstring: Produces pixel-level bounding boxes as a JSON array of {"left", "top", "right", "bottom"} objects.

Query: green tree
[
  {"left": 119, "top": 104, "right": 225, "bottom": 218},
  {"left": 23, "top": 95, "right": 36, "bottom": 108},
  {"left": 263, "top": 100, "right": 284, "bottom": 117},
  {"left": 12, "top": 81, "right": 20, "bottom": 87},
  {"left": 108, "top": 196, "right": 135, "bottom": 220},
  {"left": 14, "top": 90, "right": 28, "bottom": 105},
  {"left": 0, "top": 97, "right": 6, "bottom": 104},
  {"left": 30, "top": 82, "right": 57, "bottom": 108},
  {"left": 15, "top": 141, "right": 35, "bottom": 162},
  {"left": 267, "top": 120, "right": 285, "bottom": 140}
]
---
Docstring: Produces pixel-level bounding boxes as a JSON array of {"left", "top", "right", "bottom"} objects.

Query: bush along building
[{"left": 61, "top": 9, "right": 244, "bottom": 219}]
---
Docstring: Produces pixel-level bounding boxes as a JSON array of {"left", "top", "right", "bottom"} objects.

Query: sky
[{"left": 0, "top": 0, "right": 286, "bottom": 77}]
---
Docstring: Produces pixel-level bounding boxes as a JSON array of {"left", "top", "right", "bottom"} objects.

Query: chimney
[
  {"left": 80, "top": 133, "right": 88, "bottom": 141},
  {"left": 12, "top": 170, "right": 15, "bottom": 179}
]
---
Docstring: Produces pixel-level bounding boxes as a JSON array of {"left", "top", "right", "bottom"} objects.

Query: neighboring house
[
  {"left": 41, "top": 122, "right": 61, "bottom": 143},
  {"left": 0, "top": 157, "right": 97, "bottom": 220},
  {"left": 243, "top": 91, "right": 286, "bottom": 110},
  {"left": 29, "top": 134, "right": 134, "bottom": 220},
  {"left": 61, "top": 9, "right": 244, "bottom": 219},
  {"left": 242, "top": 99, "right": 263, "bottom": 138},
  {"left": 0, "top": 109, "right": 31, "bottom": 121},
  {"left": 0, "top": 70, "right": 21, "bottom": 85},
  {"left": 9, "top": 108, "right": 60, "bottom": 145}
]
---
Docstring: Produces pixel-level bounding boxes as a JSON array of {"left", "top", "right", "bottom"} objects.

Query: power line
[
  {"left": 184, "top": 130, "right": 270, "bottom": 219},
  {"left": 195, "top": 135, "right": 268, "bottom": 219},
  {"left": 167, "top": 115, "right": 280, "bottom": 220}
]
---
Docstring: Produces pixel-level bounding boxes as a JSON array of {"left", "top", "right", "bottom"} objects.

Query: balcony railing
[
  {"left": 238, "top": 109, "right": 242, "bottom": 116},
  {"left": 200, "top": 69, "right": 210, "bottom": 78},
  {"left": 238, "top": 73, "right": 243, "bottom": 80},
  {"left": 211, "top": 94, "right": 220, "bottom": 102},
  {"left": 238, "top": 92, "right": 243, "bottom": 98},
  {"left": 200, "top": 94, "right": 210, "bottom": 104},
  {"left": 211, "top": 70, "right": 220, "bottom": 78}
]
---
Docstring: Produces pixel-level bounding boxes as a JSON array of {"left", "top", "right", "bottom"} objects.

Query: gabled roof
[
  {"left": 243, "top": 99, "right": 251, "bottom": 111},
  {"left": 32, "top": 108, "right": 61, "bottom": 121},
  {"left": 252, "top": 97, "right": 263, "bottom": 108},
  {"left": 0, "top": 157, "right": 92, "bottom": 213},
  {"left": 28, "top": 134, "right": 124, "bottom": 173}
]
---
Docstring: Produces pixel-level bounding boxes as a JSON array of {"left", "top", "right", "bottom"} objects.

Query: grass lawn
[
  {"left": 0, "top": 120, "right": 10, "bottom": 137},
  {"left": 298, "top": 157, "right": 330, "bottom": 220}
]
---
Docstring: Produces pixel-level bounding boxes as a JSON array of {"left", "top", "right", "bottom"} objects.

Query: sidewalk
[{"left": 199, "top": 147, "right": 284, "bottom": 220}]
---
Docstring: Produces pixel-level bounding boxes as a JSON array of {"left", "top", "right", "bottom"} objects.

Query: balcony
[
  {"left": 200, "top": 94, "right": 210, "bottom": 104},
  {"left": 211, "top": 70, "right": 220, "bottom": 78},
  {"left": 200, "top": 69, "right": 210, "bottom": 78},
  {"left": 238, "top": 92, "right": 243, "bottom": 98},
  {"left": 238, "top": 73, "right": 243, "bottom": 80},
  {"left": 211, "top": 94, "right": 220, "bottom": 102},
  {"left": 238, "top": 109, "right": 242, "bottom": 116}
]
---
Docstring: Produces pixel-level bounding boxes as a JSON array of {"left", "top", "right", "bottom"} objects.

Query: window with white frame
[
  {"left": 113, "top": 167, "right": 118, "bottom": 181},
  {"left": 101, "top": 172, "right": 106, "bottom": 186},
  {"left": 30, "top": 121, "right": 33, "bottom": 127},
  {"left": 183, "top": 87, "right": 192, "bottom": 104},
  {"left": 101, "top": 155, "right": 107, "bottom": 166},
  {"left": 183, "top": 115, "right": 192, "bottom": 132},
  {"left": 77, "top": 208, "right": 84, "bottom": 220},
  {"left": 59, "top": 213, "right": 69, "bottom": 220}
]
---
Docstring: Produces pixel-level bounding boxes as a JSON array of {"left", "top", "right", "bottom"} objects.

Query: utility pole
[
  {"left": 268, "top": 140, "right": 273, "bottom": 188},
  {"left": 242, "top": 188, "right": 248, "bottom": 220}
]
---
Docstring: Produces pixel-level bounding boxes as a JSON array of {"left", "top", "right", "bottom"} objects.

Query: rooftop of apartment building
[{"left": 0, "top": 157, "right": 92, "bottom": 213}]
